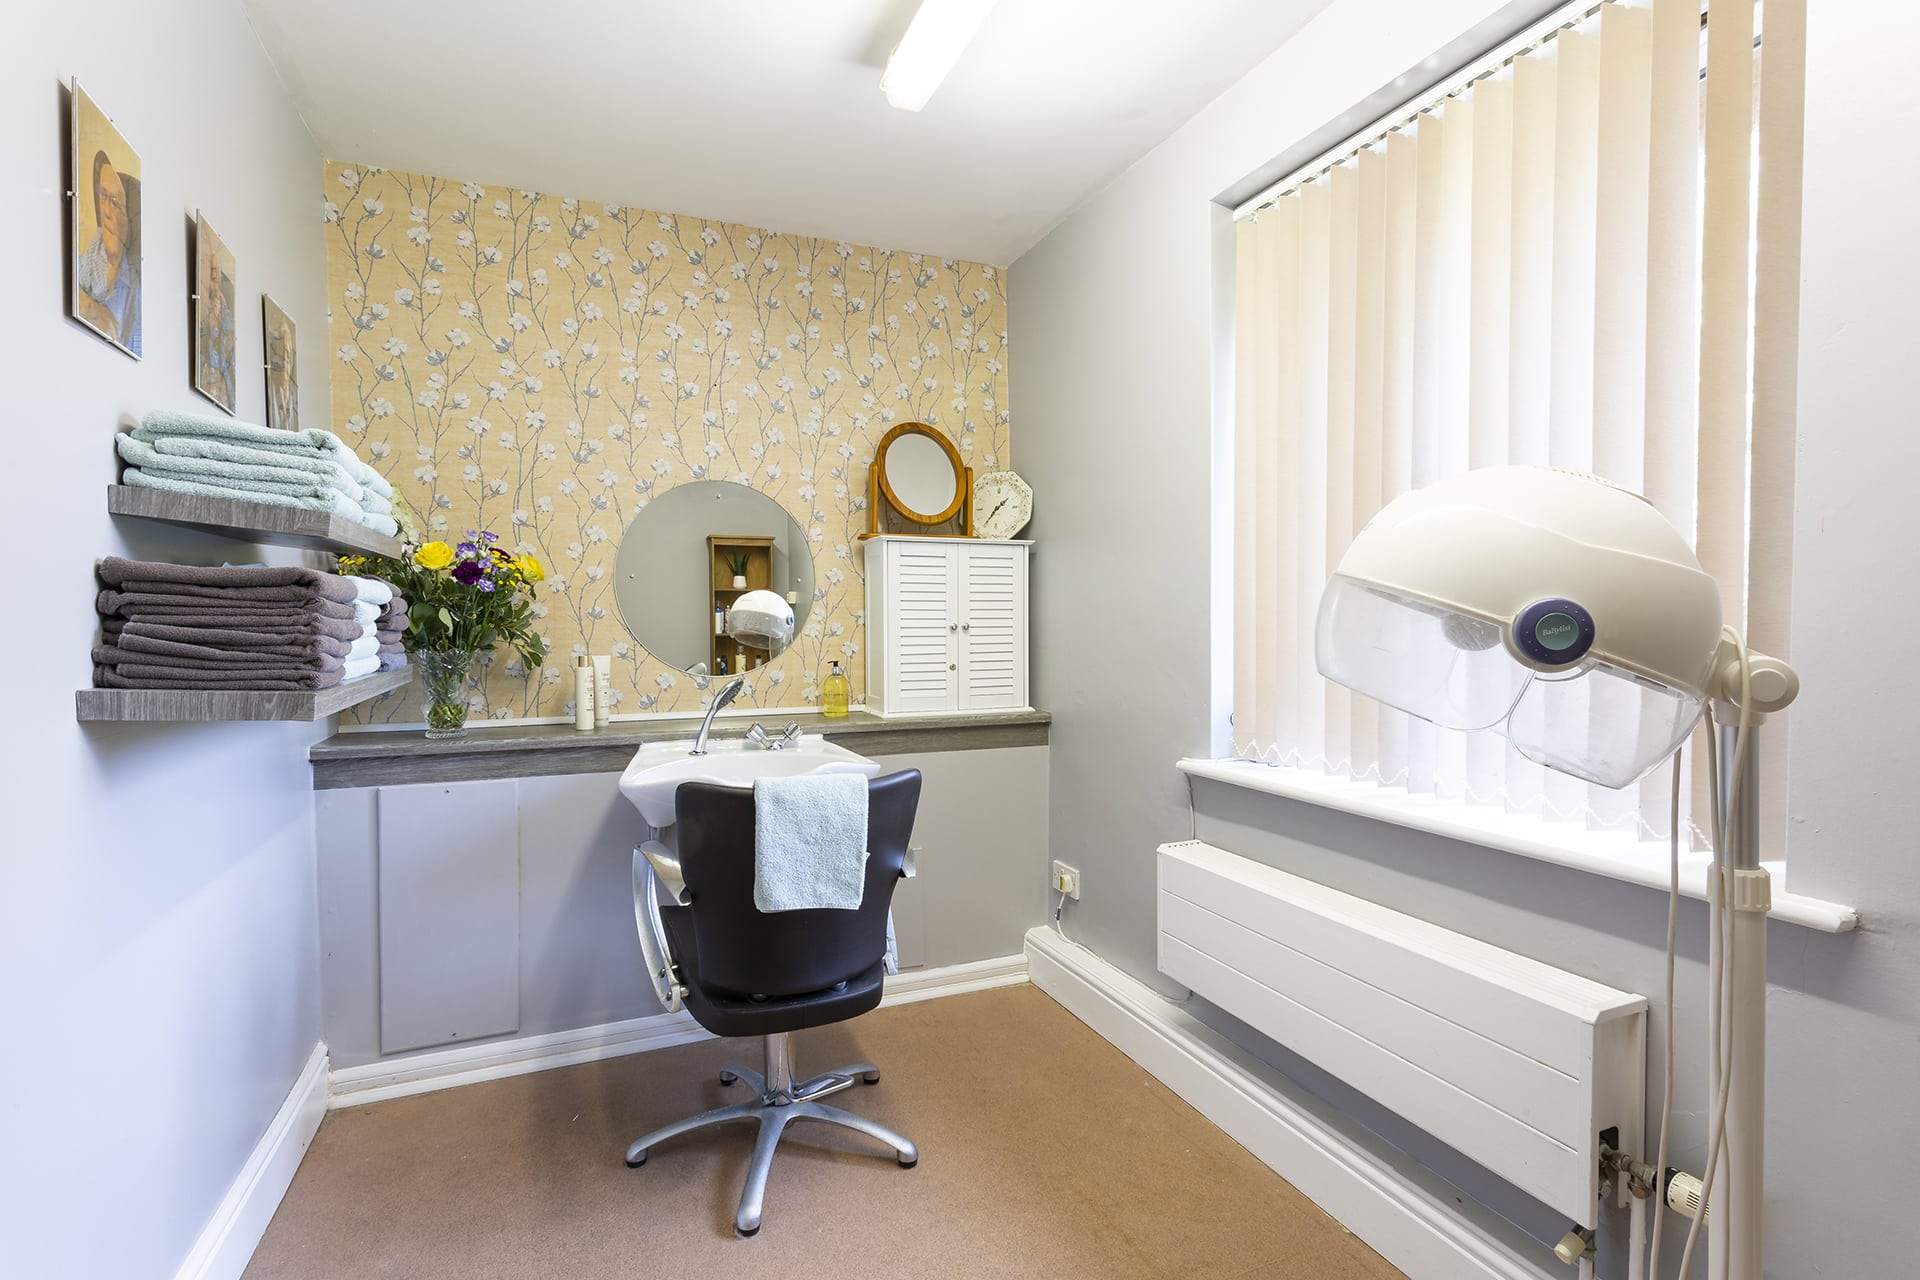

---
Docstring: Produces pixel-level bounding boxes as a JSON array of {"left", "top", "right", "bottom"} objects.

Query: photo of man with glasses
[{"left": 69, "top": 83, "right": 142, "bottom": 357}]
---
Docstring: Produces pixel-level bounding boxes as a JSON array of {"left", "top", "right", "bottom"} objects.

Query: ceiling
[{"left": 244, "top": 0, "right": 1332, "bottom": 265}]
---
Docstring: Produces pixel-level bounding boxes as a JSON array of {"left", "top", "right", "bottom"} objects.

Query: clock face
[{"left": 973, "top": 470, "right": 1033, "bottom": 540}]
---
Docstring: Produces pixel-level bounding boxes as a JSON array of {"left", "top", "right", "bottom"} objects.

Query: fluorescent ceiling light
[{"left": 881, "top": 0, "right": 998, "bottom": 111}]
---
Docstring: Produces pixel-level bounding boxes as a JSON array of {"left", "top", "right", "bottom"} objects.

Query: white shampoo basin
[{"left": 617, "top": 734, "right": 882, "bottom": 828}]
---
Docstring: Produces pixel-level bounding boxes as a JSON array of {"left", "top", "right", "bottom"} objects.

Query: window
[{"left": 1227, "top": 0, "right": 1804, "bottom": 857}]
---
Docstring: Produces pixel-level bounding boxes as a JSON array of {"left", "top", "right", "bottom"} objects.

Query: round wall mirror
[{"left": 611, "top": 480, "right": 814, "bottom": 674}]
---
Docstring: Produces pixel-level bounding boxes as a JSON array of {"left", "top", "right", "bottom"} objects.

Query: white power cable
[
  {"left": 1677, "top": 627, "right": 1755, "bottom": 1279},
  {"left": 1645, "top": 744, "right": 1684, "bottom": 1272}
]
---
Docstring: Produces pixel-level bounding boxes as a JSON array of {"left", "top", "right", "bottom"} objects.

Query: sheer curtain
[{"left": 1231, "top": 0, "right": 1804, "bottom": 852}]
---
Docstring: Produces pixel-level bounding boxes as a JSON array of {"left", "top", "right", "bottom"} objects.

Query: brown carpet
[{"left": 246, "top": 986, "right": 1403, "bottom": 1280}]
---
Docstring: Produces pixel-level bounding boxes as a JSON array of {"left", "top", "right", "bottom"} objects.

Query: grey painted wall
[
  {"left": 2, "top": 3, "right": 332, "bottom": 1275},
  {"left": 1009, "top": 0, "right": 1920, "bottom": 1276}
]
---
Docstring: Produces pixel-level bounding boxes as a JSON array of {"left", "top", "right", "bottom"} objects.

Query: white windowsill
[{"left": 1177, "top": 757, "right": 1859, "bottom": 934}]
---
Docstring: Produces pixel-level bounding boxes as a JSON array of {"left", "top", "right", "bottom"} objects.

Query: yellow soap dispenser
[{"left": 822, "top": 661, "right": 850, "bottom": 719}]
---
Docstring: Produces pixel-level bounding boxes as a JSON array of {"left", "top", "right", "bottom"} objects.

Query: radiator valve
[
  {"left": 1665, "top": 1168, "right": 1709, "bottom": 1223},
  {"left": 1553, "top": 1226, "right": 1595, "bottom": 1265}
]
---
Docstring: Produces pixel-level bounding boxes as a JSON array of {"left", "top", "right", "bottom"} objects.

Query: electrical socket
[{"left": 1051, "top": 860, "right": 1081, "bottom": 900}]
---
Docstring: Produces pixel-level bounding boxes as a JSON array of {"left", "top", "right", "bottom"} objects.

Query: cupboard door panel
[
  {"left": 377, "top": 780, "right": 521, "bottom": 1054},
  {"left": 885, "top": 542, "right": 958, "bottom": 713},
  {"left": 959, "top": 544, "right": 1026, "bottom": 710}
]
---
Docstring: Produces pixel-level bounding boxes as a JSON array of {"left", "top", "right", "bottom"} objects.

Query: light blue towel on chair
[{"left": 753, "top": 773, "right": 869, "bottom": 912}]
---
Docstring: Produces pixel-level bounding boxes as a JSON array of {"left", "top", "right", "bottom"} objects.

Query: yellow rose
[
  {"left": 414, "top": 541, "right": 455, "bottom": 570},
  {"left": 514, "top": 553, "right": 546, "bottom": 583}
]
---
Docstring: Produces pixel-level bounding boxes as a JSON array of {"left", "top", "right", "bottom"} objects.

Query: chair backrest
[{"left": 674, "top": 769, "right": 920, "bottom": 998}]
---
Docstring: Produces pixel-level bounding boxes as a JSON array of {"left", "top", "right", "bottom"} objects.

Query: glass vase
[{"left": 415, "top": 648, "right": 478, "bottom": 739}]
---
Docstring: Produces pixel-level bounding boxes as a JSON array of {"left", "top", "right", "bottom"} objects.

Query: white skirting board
[
  {"left": 172, "top": 1042, "right": 329, "bottom": 1280},
  {"left": 328, "top": 952, "right": 1029, "bottom": 1109},
  {"left": 1024, "top": 928, "right": 1554, "bottom": 1280}
]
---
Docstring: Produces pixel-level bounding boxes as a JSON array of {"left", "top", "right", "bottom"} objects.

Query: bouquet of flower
[{"left": 339, "top": 530, "right": 549, "bottom": 670}]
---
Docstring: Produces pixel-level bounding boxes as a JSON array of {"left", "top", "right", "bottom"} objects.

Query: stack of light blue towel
[{"left": 118, "top": 409, "right": 400, "bottom": 539}]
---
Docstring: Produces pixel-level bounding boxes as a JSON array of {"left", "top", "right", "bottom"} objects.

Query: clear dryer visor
[{"left": 1314, "top": 577, "right": 1706, "bottom": 789}]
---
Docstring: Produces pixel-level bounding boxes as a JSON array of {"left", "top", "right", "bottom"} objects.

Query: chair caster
[
  {"left": 898, "top": 1154, "right": 917, "bottom": 1168},
  {"left": 736, "top": 1223, "right": 760, "bottom": 1239},
  {"left": 626, "top": 1151, "right": 647, "bottom": 1168},
  {"left": 861, "top": 1070, "right": 880, "bottom": 1084},
  {"left": 719, "top": 1070, "right": 737, "bottom": 1085}
]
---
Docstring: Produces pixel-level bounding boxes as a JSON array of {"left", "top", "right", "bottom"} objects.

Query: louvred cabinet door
[
  {"left": 957, "top": 543, "right": 1026, "bottom": 711},
  {"left": 883, "top": 541, "right": 958, "bottom": 714}
]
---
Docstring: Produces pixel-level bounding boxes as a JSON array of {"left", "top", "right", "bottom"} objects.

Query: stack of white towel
[
  {"left": 341, "top": 575, "right": 395, "bottom": 682},
  {"left": 117, "top": 409, "right": 400, "bottom": 539}
]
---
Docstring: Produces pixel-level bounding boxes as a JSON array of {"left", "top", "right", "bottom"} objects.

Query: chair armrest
[
  {"left": 639, "top": 839, "right": 689, "bottom": 903},
  {"left": 632, "top": 844, "right": 687, "bottom": 1014},
  {"left": 903, "top": 844, "right": 919, "bottom": 879}
]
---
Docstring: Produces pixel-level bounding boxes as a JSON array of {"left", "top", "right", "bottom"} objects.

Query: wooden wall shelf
[
  {"left": 707, "top": 534, "right": 777, "bottom": 677},
  {"left": 106, "top": 484, "right": 404, "bottom": 558},
  {"left": 76, "top": 666, "right": 412, "bottom": 724}
]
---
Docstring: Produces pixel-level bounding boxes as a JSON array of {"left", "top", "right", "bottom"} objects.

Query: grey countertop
[{"left": 309, "top": 707, "right": 1051, "bottom": 789}]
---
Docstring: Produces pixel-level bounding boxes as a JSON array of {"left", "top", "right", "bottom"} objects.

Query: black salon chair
[{"left": 627, "top": 770, "right": 921, "bottom": 1237}]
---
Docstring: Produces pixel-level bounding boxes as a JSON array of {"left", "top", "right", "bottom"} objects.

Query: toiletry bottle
[
  {"left": 822, "top": 661, "right": 850, "bottom": 719},
  {"left": 714, "top": 606, "right": 725, "bottom": 636},
  {"left": 717, "top": 655, "right": 728, "bottom": 676},
  {"left": 593, "top": 655, "right": 612, "bottom": 728},
  {"left": 573, "top": 657, "right": 594, "bottom": 731}
]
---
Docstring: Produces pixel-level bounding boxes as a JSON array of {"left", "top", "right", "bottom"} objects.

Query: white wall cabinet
[{"left": 864, "top": 536, "right": 1030, "bottom": 717}]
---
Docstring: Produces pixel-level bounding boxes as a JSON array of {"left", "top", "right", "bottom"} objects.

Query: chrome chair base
[{"left": 624, "top": 1031, "right": 917, "bottom": 1237}]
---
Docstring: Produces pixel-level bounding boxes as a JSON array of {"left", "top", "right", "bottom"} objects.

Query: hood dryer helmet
[
  {"left": 727, "top": 589, "right": 795, "bottom": 652},
  {"left": 1315, "top": 466, "right": 1729, "bottom": 789}
]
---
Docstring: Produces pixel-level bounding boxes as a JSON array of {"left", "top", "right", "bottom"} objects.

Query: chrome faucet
[
  {"left": 745, "top": 721, "right": 805, "bottom": 751},
  {"left": 691, "top": 675, "right": 746, "bottom": 755}
]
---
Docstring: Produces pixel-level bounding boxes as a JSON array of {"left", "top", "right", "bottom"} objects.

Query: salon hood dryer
[
  {"left": 1316, "top": 466, "right": 1796, "bottom": 784},
  {"left": 1312, "top": 465, "right": 1796, "bottom": 1280}
]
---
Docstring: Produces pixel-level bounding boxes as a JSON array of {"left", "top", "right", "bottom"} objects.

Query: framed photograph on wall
[
  {"left": 68, "top": 80, "right": 142, "bottom": 358},
  {"left": 262, "top": 294, "right": 298, "bottom": 431},
  {"left": 192, "top": 212, "right": 238, "bottom": 414}
]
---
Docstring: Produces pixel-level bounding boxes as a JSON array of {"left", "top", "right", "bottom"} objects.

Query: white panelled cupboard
[{"left": 863, "top": 536, "right": 1030, "bottom": 717}]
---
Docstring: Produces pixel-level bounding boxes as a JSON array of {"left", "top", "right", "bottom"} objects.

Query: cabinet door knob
[
  {"left": 949, "top": 622, "right": 958, "bottom": 632},
  {"left": 949, "top": 663, "right": 956, "bottom": 671},
  {"left": 961, "top": 622, "right": 971, "bottom": 631}
]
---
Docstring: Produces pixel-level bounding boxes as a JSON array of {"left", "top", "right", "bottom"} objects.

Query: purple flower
[
  {"left": 479, "top": 530, "right": 499, "bottom": 543},
  {"left": 452, "top": 560, "right": 485, "bottom": 585},
  {"left": 457, "top": 541, "right": 478, "bottom": 557},
  {"left": 477, "top": 580, "right": 496, "bottom": 592}
]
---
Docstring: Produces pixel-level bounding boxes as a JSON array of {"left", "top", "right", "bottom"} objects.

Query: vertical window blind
[{"left": 1230, "top": 0, "right": 1805, "bottom": 852}]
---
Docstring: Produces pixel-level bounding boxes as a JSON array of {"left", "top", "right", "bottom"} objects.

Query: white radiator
[{"left": 1157, "top": 840, "right": 1644, "bottom": 1226}]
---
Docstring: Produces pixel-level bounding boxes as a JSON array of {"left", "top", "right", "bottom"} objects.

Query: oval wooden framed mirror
[{"left": 863, "top": 422, "right": 973, "bottom": 538}]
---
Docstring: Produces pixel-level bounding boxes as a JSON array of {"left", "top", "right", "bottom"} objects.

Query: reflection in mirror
[
  {"left": 612, "top": 481, "right": 814, "bottom": 673},
  {"left": 884, "top": 430, "right": 959, "bottom": 518}
]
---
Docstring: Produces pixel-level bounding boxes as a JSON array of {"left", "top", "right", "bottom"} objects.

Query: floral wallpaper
[{"left": 323, "top": 162, "right": 1011, "bottom": 722}]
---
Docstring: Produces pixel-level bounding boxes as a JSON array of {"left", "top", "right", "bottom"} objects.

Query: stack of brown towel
[
  {"left": 94, "top": 557, "right": 372, "bottom": 691},
  {"left": 374, "top": 588, "right": 410, "bottom": 671}
]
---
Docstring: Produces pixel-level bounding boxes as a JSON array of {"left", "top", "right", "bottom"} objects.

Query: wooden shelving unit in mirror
[{"left": 708, "top": 534, "right": 776, "bottom": 677}]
